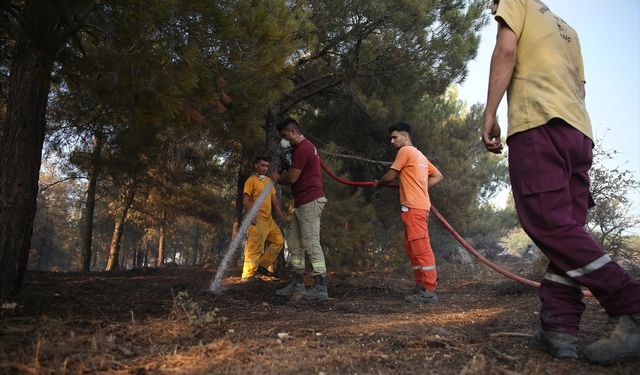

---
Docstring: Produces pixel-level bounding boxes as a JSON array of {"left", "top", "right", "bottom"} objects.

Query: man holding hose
[
  {"left": 272, "top": 117, "right": 329, "bottom": 301},
  {"left": 375, "top": 122, "right": 443, "bottom": 304},
  {"left": 240, "top": 156, "right": 284, "bottom": 282}
]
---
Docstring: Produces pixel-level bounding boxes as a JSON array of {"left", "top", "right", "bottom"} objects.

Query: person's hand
[
  {"left": 482, "top": 115, "right": 503, "bottom": 154},
  {"left": 270, "top": 171, "right": 280, "bottom": 184},
  {"left": 373, "top": 179, "right": 380, "bottom": 189}
]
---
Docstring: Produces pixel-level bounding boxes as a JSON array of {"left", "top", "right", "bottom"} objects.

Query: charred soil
[{"left": 0, "top": 265, "right": 638, "bottom": 374}]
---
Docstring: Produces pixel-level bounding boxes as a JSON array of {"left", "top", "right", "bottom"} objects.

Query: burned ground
[{"left": 0, "top": 265, "right": 638, "bottom": 374}]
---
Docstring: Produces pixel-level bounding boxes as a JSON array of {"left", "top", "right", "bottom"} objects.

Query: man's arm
[
  {"left": 242, "top": 193, "right": 252, "bottom": 212},
  {"left": 374, "top": 168, "right": 399, "bottom": 188},
  {"left": 428, "top": 169, "right": 443, "bottom": 188},
  {"left": 273, "top": 168, "right": 302, "bottom": 185},
  {"left": 483, "top": 22, "right": 518, "bottom": 154}
]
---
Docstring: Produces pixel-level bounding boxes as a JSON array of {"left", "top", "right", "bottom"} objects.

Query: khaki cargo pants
[{"left": 287, "top": 197, "right": 327, "bottom": 276}]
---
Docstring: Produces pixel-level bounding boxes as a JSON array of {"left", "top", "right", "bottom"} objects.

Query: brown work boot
[
  {"left": 533, "top": 330, "right": 578, "bottom": 359},
  {"left": 583, "top": 314, "right": 640, "bottom": 364},
  {"left": 239, "top": 275, "right": 258, "bottom": 283}
]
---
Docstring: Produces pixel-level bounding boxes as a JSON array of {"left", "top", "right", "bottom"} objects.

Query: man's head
[
  {"left": 276, "top": 117, "right": 303, "bottom": 146},
  {"left": 388, "top": 122, "right": 412, "bottom": 149},
  {"left": 253, "top": 156, "right": 270, "bottom": 175}
]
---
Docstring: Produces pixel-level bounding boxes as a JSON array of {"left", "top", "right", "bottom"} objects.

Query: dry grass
[{"left": 1, "top": 266, "right": 638, "bottom": 374}]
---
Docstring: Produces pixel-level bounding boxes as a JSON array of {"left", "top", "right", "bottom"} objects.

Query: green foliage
[
  {"left": 500, "top": 228, "right": 532, "bottom": 256},
  {"left": 465, "top": 200, "right": 519, "bottom": 255},
  {"left": 301, "top": 90, "right": 510, "bottom": 265},
  {"left": 587, "top": 137, "right": 640, "bottom": 258},
  {"left": 30, "top": 161, "right": 85, "bottom": 271},
  {"left": 413, "top": 93, "right": 508, "bottom": 232},
  {"left": 319, "top": 147, "right": 378, "bottom": 270},
  {"left": 28, "top": 0, "right": 499, "bottom": 272}
]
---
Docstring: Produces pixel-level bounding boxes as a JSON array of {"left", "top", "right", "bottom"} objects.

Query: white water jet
[{"left": 209, "top": 180, "right": 275, "bottom": 294}]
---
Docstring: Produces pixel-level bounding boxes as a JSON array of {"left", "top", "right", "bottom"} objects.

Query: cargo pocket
[
  {"left": 401, "top": 209, "right": 428, "bottom": 241},
  {"left": 518, "top": 171, "right": 571, "bottom": 228}
]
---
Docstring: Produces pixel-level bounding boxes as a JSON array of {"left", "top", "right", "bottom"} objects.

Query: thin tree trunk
[
  {"left": 263, "top": 112, "right": 281, "bottom": 168},
  {"left": 92, "top": 247, "right": 98, "bottom": 270},
  {"left": 105, "top": 181, "right": 136, "bottom": 271},
  {"left": 132, "top": 247, "right": 137, "bottom": 270},
  {"left": 233, "top": 166, "right": 250, "bottom": 266},
  {"left": 172, "top": 240, "right": 177, "bottom": 263},
  {"left": 264, "top": 113, "right": 286, "bottom": 278},
  {"left": 156, "top": 222, "right": 166, "bottom": 267},
  {"left": 193, "top": 223, "right": 200, "bottom": 265},
  {"left": 80, "top": 129, "right": 103, "bottom": 272},
  {"left": 0, "top": 39, "right": 56, "bottom": 298}
]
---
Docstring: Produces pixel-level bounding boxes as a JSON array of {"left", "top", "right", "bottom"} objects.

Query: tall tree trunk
[
  {"left": 193, "top": 223, "right": 200, "bottom": 265},
  {"left": 232, "top": 168, "right": 248, "bottom": 240},
  {"left": 144, "top": 244, "right": 149, "bottom": 268},
  {"left": 263, "top": 112, "right": 282, "bottom": 168},
  {"left": 232, "top": 168, "right": 250, "bottom": 266},
  {"left": 92, "top": 247, "right": 98, "bottom": 270},
  {"left": 0, "top": 39, "right": 56, "bottom": 298},
  {"left": 131, "top": 247, "right": 138, "bottom": 270},
  {"left": 172, "top": 240, "right": 177, "bottom": 263},
  {"left": 156, "top": 220, "right": 166, "bottom": 267},
  {"left": 105, "top": 181, "right": 136, "bottom": 271},
  {"left": 80, "top": 129, "right": 104, "bottom": 272},
  {"left": 264, "top": 112, "right": 286, "bottom": 278}
]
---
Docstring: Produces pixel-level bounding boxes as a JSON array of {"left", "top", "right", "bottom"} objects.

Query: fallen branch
[
  {"left": 486, "top": 346, "right": 520, "bottom": 362},
  {"left": 489, "top": 332, "right": 532, "bottom": 338}
]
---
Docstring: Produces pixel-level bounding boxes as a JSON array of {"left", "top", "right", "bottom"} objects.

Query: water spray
[{"left": 209, "top": 179, "right": 275, "bottom": 294}]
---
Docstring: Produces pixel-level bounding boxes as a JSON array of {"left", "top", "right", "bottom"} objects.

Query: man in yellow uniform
[{"left": 241, "top": 156, "right": 284, "bottom": 281}]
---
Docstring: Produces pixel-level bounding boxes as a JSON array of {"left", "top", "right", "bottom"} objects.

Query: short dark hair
[
  {"left": 254, "top": 156, "right": 269, "bottom": 164},
  {"left": 388, "top": 122, "right": 412, "bottom": 136},
  {"left": 276, "top": 117, "right": 301, "bottom": 132}
]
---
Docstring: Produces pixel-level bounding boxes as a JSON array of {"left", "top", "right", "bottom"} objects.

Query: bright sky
[{"left": 457, "top": 0, "right": 640, "bottom": 223}]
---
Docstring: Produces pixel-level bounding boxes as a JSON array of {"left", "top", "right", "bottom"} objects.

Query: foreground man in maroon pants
[{"left": 483, "top": 0, "right": 640, "bottom": 363}]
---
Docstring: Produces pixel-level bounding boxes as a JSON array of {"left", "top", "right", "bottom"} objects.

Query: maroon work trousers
[{"left": 508, "top": 119, "right": 640, "bottom": 335}]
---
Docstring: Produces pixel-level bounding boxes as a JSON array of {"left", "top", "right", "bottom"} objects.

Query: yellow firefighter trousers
[{"left": 241, "top": 217, "right": 284, "bottom": 279}]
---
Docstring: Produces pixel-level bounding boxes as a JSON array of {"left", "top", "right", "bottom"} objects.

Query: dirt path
[{"left": 0, "top": 266, "right": 637, "bottom": 374}]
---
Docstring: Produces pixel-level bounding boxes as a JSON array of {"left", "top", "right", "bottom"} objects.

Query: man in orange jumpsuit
[
  {"left": 375, "top": 122, "right": 443, "bottom": 303},
  {"left": 241, "top": 156, "right": 284, "bottom": 281}
]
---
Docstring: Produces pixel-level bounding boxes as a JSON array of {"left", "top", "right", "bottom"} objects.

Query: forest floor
[{"left": 1, "top": 263, "right": 638, "bottom": 374}]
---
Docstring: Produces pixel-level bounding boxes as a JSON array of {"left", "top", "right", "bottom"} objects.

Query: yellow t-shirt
[
  {"left": 390, "top": 146, "right": 440, "bottom": 211},
  {"left": 243, "top": 175, "right": 276, "bottom": 220},
  {"left": 496, "top": 0, "right": 592, "bottom": 139}
]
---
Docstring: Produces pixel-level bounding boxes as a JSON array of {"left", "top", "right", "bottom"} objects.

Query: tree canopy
[{"left": 8, "top": 0, "right": 636, "bottom": 297}]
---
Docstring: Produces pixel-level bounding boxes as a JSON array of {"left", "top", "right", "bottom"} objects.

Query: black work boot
[
  {"left": 583, "top": 314, "right": 640, "bottom": 364},
  {"left": 304, "top": 275, "right": 329, "bottom": 300},
  {"left": 533, "top": 330, "right": 578, "bottom": 359},
  {"left": 275, "top": 273, "right": 305, "bottom": 296},
  {"left": 257, "top": 265, "right": 276, "bottom": 277},
  {"left": 404, "top": 284, "right": 424, "bottom": 296},
  {"left": 404, "top": 288, "right": 439, "bottom": 304}
]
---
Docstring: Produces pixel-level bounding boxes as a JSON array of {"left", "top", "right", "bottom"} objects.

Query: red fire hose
[{"left": 319, "top": 158, "right": 593, "bottom": 297}]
